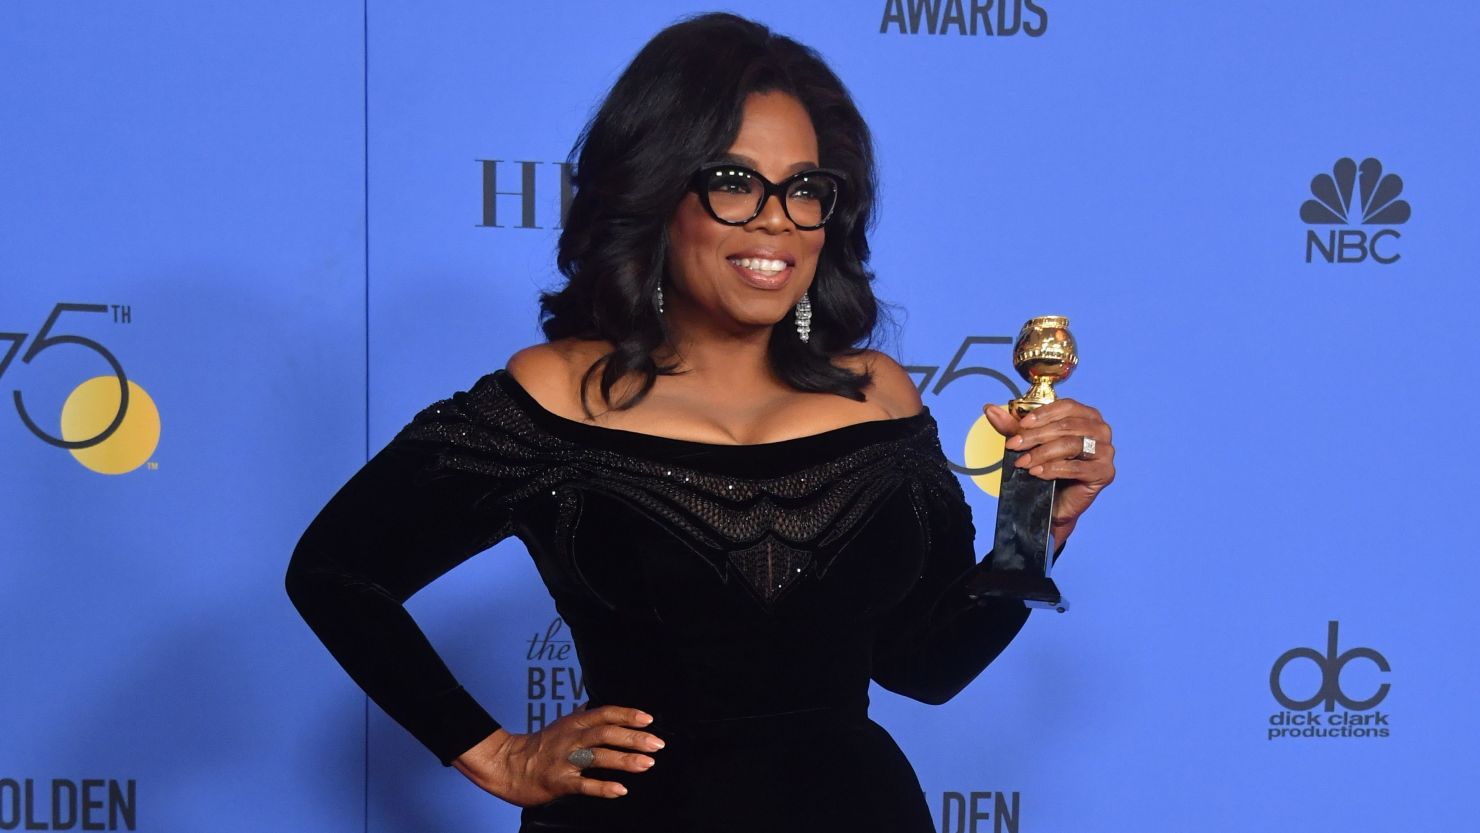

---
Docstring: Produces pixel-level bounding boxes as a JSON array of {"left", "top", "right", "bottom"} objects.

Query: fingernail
[
  {"left": 1006, "top": 435, "right": 1023, "bottom": 449},
  {"left": 615, "top": 785, "right": 629, "bottom": 796},
  {"left": 1022, "top": 413, "right": 1038, "bottom": 426},
  {"left": 648, "top": 738, "right": 665, "bottom": 750},
  {"left": 985, "top": 404, "right": 1004, "bottom": 418},
  {"left": 1029, "top": 465, "right": 1046, "bottom": 477},
  {"left": 636, "top": 712, "right": 654, "bottom": 725},
  {"left": 1014, "top": 454, "right": 1031, "bottom": 468},
  {"left": 639, "top": 757, "right": 655, "bottom": 769}
]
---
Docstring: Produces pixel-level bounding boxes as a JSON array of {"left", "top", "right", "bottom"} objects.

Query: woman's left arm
[{"left": 870, "top": 398, "right": 1115, "bottom": 705}]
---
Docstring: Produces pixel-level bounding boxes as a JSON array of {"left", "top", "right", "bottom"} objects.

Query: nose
[{"left": 747, "top": 190, "right": 793, "bottom": 234}]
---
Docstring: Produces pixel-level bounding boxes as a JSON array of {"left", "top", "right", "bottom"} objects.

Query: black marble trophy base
[{"left": 966, "top": 447, "right": 1069, "bottom": 612}]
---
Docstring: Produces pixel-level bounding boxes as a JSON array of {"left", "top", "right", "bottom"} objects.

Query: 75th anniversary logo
[
  {"left": 908, "top": 335, "right": 1026, "bottom": 498},
  {"left": 2, "top": 302, "right": 160, "bottom": 474}
]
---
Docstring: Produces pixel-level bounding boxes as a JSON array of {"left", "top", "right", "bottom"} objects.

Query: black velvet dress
[{"left": 286, "top": 368, "right": 1035, "bottom": 832}]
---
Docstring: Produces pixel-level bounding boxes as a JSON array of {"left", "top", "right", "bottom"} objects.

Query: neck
[{"left": 656, "top": 303, "right": 779, "bottom": 390}]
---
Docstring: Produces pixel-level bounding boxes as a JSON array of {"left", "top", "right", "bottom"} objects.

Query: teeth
[{"left": 729, "top": 257, "right": 789, "bottom": 275}]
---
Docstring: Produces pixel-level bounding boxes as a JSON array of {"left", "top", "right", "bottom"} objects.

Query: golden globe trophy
[{"left": 966, "top": 316, "right": 1076, "bottom": 613}]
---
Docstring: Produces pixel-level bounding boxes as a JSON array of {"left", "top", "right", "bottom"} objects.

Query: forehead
[{"left": 725, "top": 91, "right": 819, "bottom": 177}]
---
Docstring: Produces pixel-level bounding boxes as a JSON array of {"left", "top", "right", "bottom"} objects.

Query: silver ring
[
  {"left": 567, "top": 747, "right": 596, "bottom": 769},
  {"left": 1077, "top": 436, "right": 1097, "bottom": 459}
]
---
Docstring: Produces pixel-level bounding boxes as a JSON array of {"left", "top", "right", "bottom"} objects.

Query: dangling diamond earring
[
  {"left": 656, "top": 284, "right": 664, "bottom": 315},
  {"left": 795, "top": 291, "right": 812, "bottom": 343}
]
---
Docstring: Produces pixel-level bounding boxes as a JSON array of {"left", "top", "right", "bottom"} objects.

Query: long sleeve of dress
[
  {"left": 869, "top": 445, "right": 1060, "bottom": 705},
  {"left": 285, "top": 378, "right": 544, "bottom": 765}
]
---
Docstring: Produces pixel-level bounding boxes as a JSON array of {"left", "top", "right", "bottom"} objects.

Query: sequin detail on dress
[{"left": 392, "top": 372, "right": 966, "bottom": 608}]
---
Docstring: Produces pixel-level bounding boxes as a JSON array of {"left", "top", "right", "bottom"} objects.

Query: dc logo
[
  {"left": 1301, "top": 157, "right": 1410, "bottom": 264},
  {"left": 1270, "top": 621, "right": 1390, "bottom": 712}
]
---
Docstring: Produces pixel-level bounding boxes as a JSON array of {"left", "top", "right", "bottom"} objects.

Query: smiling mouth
[
  {"left": 726, "top": 256, "right": 790, "bottom": 277},
  {"left": 726, "top": 256, "right": 794, "bottom": 288}
]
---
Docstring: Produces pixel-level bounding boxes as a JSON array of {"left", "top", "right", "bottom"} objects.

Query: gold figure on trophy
[{"left": 1007, "top": 315, "right": 1078, "bottom": 419}]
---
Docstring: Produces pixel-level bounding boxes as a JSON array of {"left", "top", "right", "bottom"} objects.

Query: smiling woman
[{"left": 286, "top": 10, "right": 1116, "bottom": 833}]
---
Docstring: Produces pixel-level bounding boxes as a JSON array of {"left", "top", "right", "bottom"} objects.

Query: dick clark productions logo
[
  {"left": 1267, "top": 621, "right": 1390, "bottom": 740},
  {"left": 1301, "top": 157, "right": 1410, "bottom": 264}
]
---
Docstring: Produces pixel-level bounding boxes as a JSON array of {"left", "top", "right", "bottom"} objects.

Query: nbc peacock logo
[
  {"left": 1301, "top": 157, "right": 1411, "bottom": 264},
  {"left": 2, "top": 303, "right": 161, "bottom": 474}
]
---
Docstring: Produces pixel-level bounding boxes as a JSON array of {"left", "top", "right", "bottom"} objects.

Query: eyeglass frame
[{"left": 688, "top": 161, "right": 848, "bottom": 230}]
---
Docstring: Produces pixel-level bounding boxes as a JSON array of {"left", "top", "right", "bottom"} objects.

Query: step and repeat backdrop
[{"left": 3, "top": 2, "right": 1477, "bottom": 831}]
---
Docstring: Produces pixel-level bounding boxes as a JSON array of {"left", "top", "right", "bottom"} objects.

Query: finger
[
  {"left": 1026, "top": 458, "right": 1114, "bottom": 483},
  {"left": 1006, "top": 416, "right": 1110, "bottom": 452},
  {"left": 1014, "top": 435, "right": 1111, "bottom": 469},
  {"left": 577, "top": 705, "right": 653, "bottom": 730},
  {"left": 589, "top": 724, "right": 666, "bottom": 752},
  {"left": 570, "top": 774, "right": 629, "bottom": 799},
  {"left": 586, "top": 746, "right": 657, "bottom": 773},
  {"left": 982, "top": 403, "right": 1020, "bottom": 437},
  {"left": 1018, "top": 398, "right": 1102, "bottom": 429}
]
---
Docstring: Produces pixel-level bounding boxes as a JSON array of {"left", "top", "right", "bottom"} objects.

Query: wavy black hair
[{"left": 538, "top": 12, "right": 895, "bottom": 414}]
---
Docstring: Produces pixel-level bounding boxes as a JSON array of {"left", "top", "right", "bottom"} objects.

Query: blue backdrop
[{"left": 3, "top": 2, "right": 1477, "bottom": 831}]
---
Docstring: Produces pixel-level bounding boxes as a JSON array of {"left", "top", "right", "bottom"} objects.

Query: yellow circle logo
[
  {"left": 964, "top": 414, "right": 1005, "bottom": 497},
  {"left": 59, "top": 377, "right": 161, "bottom": 474}
]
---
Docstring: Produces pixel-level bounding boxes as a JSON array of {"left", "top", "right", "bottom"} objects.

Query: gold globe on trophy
[{"left": 1007, "top": 315, "right": 1078, "bottom": 418}]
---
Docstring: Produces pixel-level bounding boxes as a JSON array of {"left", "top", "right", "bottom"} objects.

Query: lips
[{"left": 726, "top": 250, "right": 796, "bottom": 289}]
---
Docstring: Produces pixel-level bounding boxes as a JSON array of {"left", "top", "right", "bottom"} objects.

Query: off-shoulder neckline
[{"left": 487, "top": 367, "right": 933, "bottom": 460}]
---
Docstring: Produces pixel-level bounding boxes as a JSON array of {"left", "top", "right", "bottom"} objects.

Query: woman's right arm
[
  {"left": 284, "top": 376, "right": 663, "bottom": 803},
  {"left": 284, "top": 398, "right": 516, "bottom": 765}
]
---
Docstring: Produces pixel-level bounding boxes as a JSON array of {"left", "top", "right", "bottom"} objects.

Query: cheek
[
  {"left": 803, "top": 231, "right": 826, "bottom": 269},
  {"left": 668, "top": 202, "right": 725, "bottom": 270}
]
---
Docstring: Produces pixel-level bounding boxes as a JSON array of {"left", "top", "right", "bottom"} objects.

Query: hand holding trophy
[{"left": 965, "top": 315, "right": 1110, "bottom": 613}]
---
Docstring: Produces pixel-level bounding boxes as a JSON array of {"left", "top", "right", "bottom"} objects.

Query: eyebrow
[{"left": 717, "top": 152, "right": 819, "bottom": 176}]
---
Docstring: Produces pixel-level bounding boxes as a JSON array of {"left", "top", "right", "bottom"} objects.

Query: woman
[{"left": 286, "top": 12, "right": 1115, "bottom": 832}]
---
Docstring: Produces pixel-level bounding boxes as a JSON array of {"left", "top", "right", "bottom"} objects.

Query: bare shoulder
[
  {"left": 505, "top": 339, "right": 618, "bottom": 419},
  {"left": 835, "top": 349, "right": 923, "bottom": 419},
  {"left": 505, "top": 342, "right": 582, "bottom": 414}
]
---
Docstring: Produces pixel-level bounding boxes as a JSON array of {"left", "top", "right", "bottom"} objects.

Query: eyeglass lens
[{"left": 703, "top": 168, "right": 839, "bottom": 227}]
